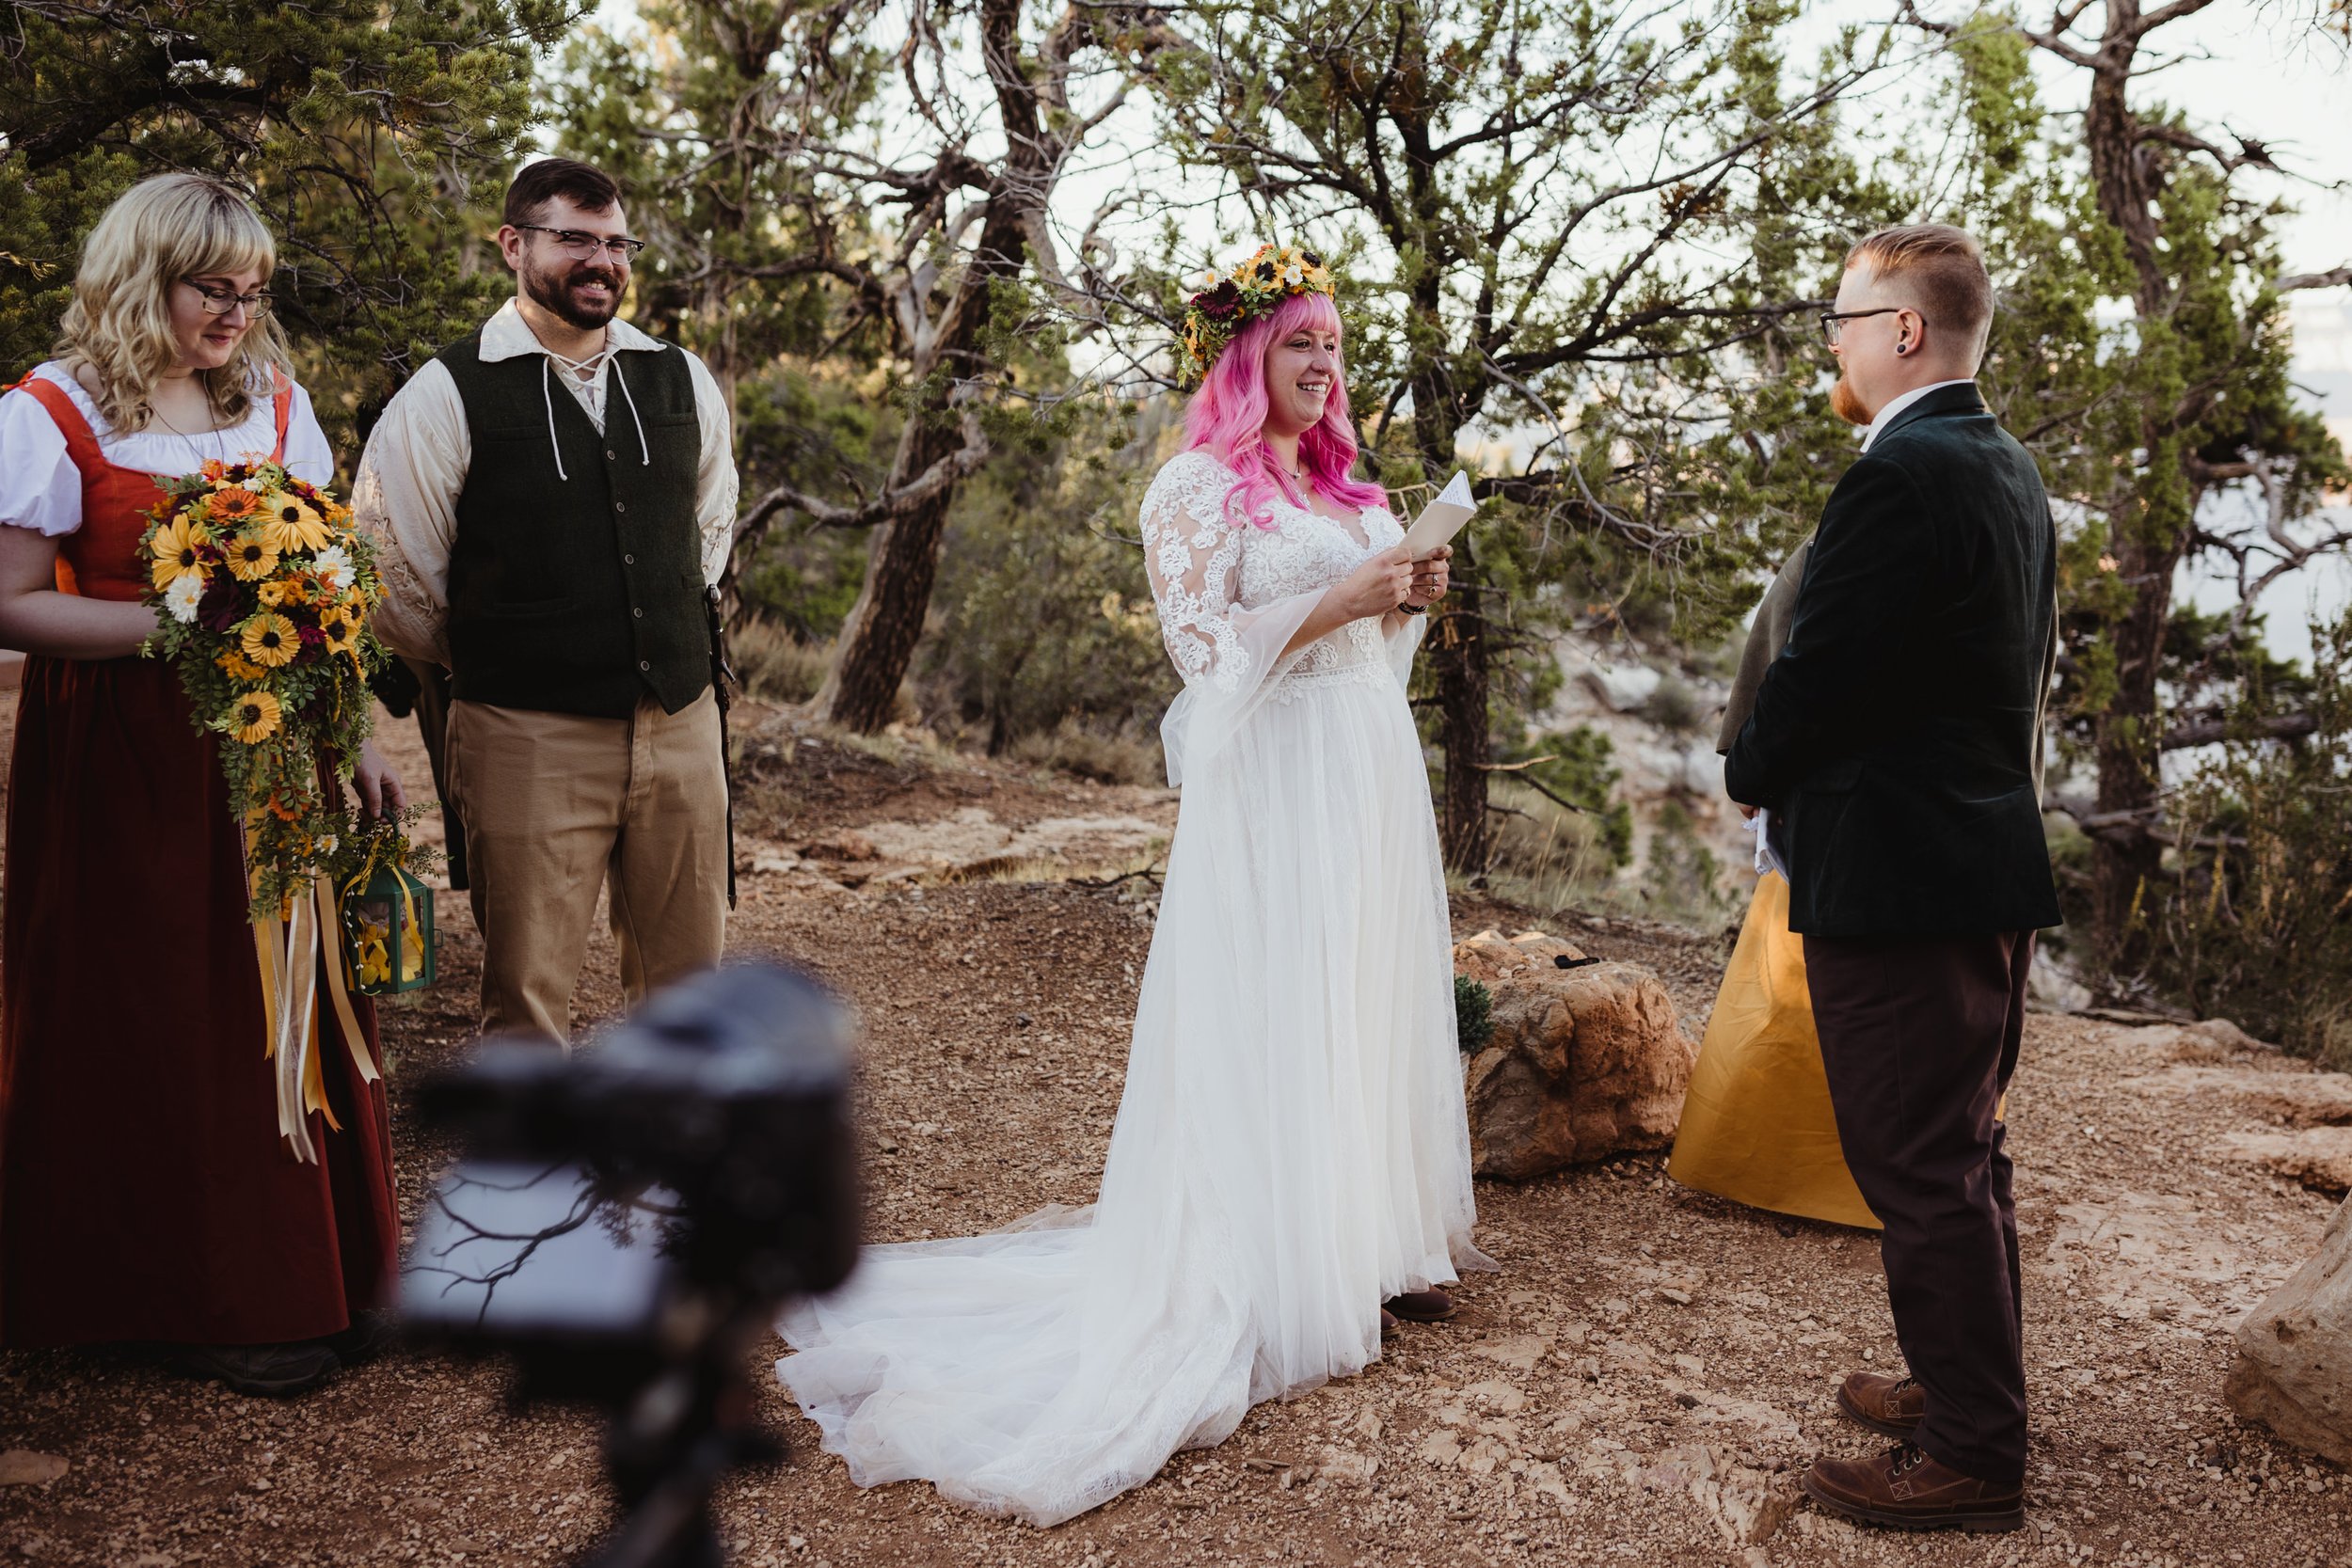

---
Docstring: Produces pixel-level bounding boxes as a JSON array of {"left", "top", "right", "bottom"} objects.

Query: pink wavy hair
[{"left": 1183, "top": 289, "right": 1390, "bottom": 531}]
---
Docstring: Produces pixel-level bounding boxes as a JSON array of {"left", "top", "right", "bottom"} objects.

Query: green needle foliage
[{"left": 0, "top": 0, "right": 579, "bottom": 446}]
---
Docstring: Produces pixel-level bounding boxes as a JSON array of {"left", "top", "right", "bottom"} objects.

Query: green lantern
[{"left": 339, "top": 853, "right": 436, "bottom": 996}]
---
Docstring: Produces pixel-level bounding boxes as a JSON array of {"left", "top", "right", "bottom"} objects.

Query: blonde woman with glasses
[{"left": 0, "top": 174, "right": 404, "bottom": 1396}]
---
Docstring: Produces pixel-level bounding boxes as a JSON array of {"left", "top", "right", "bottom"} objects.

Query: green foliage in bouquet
[{"left": 137, "top": 459, "right": 394, "bottom": 920}]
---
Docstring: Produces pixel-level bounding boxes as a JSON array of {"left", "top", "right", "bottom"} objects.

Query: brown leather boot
[
  {"left": 1382, "top": 1289, "right": 1456, "bottom": 1323},
  {"left": 1837, "top": 1370, "right": 1925, "bottom": 1437},
  {"left": 1802, "top": 1441, "right": 2024, "bottom": 1532}
]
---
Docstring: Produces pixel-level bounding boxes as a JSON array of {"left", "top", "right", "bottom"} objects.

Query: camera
[{"left": 402, "top": 963, "right": 860, "bottom": 1568}]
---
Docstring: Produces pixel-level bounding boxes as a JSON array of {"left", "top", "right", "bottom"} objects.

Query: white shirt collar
[
  {"left": 1860, "top": 378, "right": 1975, "bottom": 452},
  {"left": 478, "top": 296, "right": 665, "bottom": 364}
]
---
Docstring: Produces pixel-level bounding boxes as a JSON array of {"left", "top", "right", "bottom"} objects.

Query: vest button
[
  {"left": 623, "top": 553, "right": 635, "bottom": 565},
  {"left": 614, "top": 500, "right": 627, "bottom": 513},
  {"left": 639, "top": 660, "right": 650, "bottom": 672},
  {"left": 607, "top": 450, "right": 618, "bottom": 462},
  {"left": 633, "top": 607, "right": 644, "bottom": 618}
]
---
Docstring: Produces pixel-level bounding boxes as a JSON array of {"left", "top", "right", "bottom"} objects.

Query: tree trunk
[
  {"left": 2088, "top": 531, "right": 2182, "bottom": 975},
  {"left": 1430, "top": 541, "right": 1491, "bottom": 874},
  {"left": 816, "top": 416, "right": 965, "bottom": 730},
  {"left": 813, "top": 0, "right": 1047, "bottom": 732}
]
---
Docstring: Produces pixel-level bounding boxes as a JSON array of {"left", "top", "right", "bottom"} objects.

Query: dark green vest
[{"left": 439, "top": 329, "right": 710, "bottom": 719}]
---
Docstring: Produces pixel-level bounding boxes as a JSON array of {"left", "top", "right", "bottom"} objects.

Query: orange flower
[
  {"left": 216, "top": 650, "right": 269, "bottom": 682},
  {"left": 208, "top": 486, "right": 260, "bottom": 521},
  {"left": 201, "top": 458, "right": 229, "bottom": 482}
]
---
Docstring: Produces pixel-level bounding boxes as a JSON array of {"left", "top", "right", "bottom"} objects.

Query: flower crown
[{"left": 1179, "top": 245, "right": 1341, "bottom": 384}]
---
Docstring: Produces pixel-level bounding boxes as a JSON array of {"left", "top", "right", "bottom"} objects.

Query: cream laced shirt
[{"left": 352, "top": 299, "right": 739, "bottom": 666}]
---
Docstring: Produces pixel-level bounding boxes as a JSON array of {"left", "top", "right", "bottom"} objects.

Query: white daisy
[
  {"left": 165, "top": 572, "right": 204, "bottom": 624},
  {"left": 312, "top": 543, "right": 356, "bottom": 593}
]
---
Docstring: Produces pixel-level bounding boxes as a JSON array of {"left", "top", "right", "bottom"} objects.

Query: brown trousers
[
  {"left": 444, "top": 691, "right": 728, "bottom": 1044},
  {"left": 1804, "top": 928, "right": 2034, "bottom": 1487}
]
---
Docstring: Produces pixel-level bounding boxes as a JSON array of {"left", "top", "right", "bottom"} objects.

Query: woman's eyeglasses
[
  {"left": 183, "top": 279, "right": 275, "bottom": 319},
  {"left": 516, "top": 225, "right": 650, "bottom": 262},
  {"left": 1819, "top": 307, "right": 1919, "bottom": 345}
]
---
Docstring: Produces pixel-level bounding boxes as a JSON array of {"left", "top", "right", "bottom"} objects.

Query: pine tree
[
  {"left": 0, "top": 0, "right": 574, "bottom": 441},
  {"left": 1912, "top": 2, "right": 2351, "bottom": 979},
  {"left": 1142, "top": 0, "right": 1897, "bottom": 872}
]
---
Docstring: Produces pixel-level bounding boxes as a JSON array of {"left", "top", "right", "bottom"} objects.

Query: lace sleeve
[{"left": 1138, "top": 452, "right": 1327, "bottom": 785}]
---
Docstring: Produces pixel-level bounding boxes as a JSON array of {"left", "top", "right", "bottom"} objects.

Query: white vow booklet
[{"left": 1401, "top": 470, "right": 1476, "bottom": 560}]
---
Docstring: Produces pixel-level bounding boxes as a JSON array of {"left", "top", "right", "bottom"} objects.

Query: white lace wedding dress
[{"left": 775, "top": 449, "right": 1487, "bottom": 1525}]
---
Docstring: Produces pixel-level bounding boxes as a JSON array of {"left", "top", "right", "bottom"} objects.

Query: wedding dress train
[{"left": 776, "top": 450, "right": 1487, "bottom": 1525}]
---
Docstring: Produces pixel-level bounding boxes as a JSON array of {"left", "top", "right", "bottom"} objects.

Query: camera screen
[{"left": 402, "top": 1161, "right": 676, "bottom": 1343}]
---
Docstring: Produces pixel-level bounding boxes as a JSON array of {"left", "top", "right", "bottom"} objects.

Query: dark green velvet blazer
[{"left": 1724, "top": 382, "right": 2062, "bottom": 938}]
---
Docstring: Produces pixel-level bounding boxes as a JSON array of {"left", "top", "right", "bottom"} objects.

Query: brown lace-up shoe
[
  {"left": 1837, "top": 1370, "right": 1925, "bottom": 1437},
  {"left": 1802, "top": 1442, "right": 2024, "bottom": 1533},
  {"left": 1382, "top": 1289, "right": 1456, "bottom": 1323}
]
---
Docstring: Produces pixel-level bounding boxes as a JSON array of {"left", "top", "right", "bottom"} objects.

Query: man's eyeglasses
[
  {"left": 516, "top": 225, "right": 649, "bottom": 262},
  {"left": 182, "top": 279, "right": 275, "bottom": 319},
  {"left": 1819, "top": 307, "right": 1919, "bottom": 345}
]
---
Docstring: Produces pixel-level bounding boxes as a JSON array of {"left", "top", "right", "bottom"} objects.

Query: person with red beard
[
  {"left": 353, "top": 158, "right": 739, "bottom": 1045},
  {"left": 1725, "top": 224, "right": 2060, "bottom": 1532}
]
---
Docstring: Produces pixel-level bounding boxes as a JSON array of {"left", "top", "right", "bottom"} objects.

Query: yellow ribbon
[{"left": 245, "top": 826, "right": 377, "bottom": 1165}]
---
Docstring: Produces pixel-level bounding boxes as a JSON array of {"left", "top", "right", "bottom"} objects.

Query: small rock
[
  {"left": 1471, "top": 1334, "right": 1549, "bottom": 1372},
  {"left": 0, "top": 1451, "right": 67, "bottom": 1486},
  {"left": 1315, "top": 1446, "right": 1378, "bottom": 1486}
]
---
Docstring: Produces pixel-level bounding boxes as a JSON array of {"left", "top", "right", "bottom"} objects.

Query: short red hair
[{"left": 1845, "top": 224, "right": 1994, "bottom": 359}]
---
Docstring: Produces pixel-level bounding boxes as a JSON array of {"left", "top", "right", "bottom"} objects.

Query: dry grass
[
  {"left": 1008, "top": 719, "right": 1166, "bottom": 787},
  {"left": 730, "top": 617, "right": 832, "bottom": 705}
]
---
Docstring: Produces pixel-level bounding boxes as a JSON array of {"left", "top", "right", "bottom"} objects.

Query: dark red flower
[
  {"left": 197, "top": 575, "right": 243, "bottom": 633},
  {"left": 1193, "top": 279, "right": 1244, "bottom": 321}
]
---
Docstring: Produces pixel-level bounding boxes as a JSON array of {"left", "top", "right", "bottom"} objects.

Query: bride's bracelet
[{"left": 1397, "top": 601, "right": 1429, "bottom": 615}]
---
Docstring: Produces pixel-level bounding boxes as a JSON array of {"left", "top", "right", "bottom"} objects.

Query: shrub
[
  {"left": 2146, "top": 612, "right": 2352, "bottom": 1068},
  {"left": 1454, "top": 974, "right": 1494, "bottom": 1053},
  {"left": 730, "top": 617, "right": 831, "bottom": 705}
]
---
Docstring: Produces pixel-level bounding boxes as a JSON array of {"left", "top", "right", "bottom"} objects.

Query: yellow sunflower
[
  {"left": 239, "top": 611, "right": 300, "bottom": 668},
  {"left": 225, "top": 529, "right": 280, "bottom": 581},
  {"left": 256, "top": 492, "right": 332, "bottom": 555},
  {"left": 317, "top": 606, "right": 358, "bottom": 657},
  {"left": 148, "top": 516, "right": 212, "bottom": 590},
  {"left": 228, "top": 690, "right": 282, "bottom": 744}
]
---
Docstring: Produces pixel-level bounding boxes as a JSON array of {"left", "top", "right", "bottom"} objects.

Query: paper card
[{"left": 1401, "top": 470, "right": 1476, "bottom": 560}]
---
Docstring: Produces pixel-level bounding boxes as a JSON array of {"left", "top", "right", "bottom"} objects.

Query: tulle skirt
[{"left": 776, "top": 659, "right": 1486, "bottom": 1525}]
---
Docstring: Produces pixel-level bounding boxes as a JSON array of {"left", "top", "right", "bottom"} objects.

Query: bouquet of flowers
[{"left": 138, "top": 457, "right": 392, "bottom": 921}]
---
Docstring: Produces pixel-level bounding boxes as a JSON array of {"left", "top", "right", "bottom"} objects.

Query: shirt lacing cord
[{"left": 537, "top": 341, "right": 653, "bottom": 482}]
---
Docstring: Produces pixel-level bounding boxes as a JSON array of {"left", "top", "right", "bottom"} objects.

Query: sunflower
[
  {"left": 148, "top": 516, "right": 211, "bottom": 590},
  {"left": 239, "top": 611, "right": 300, "bottom": 668},
  {"left": 228, "top": 690, "right": 282, "bottom": 744},
  {"left": 317, "top": 606, "right": 358, "bottom": 657},
  {"left": 257, "top": 492, "right": 332, "bottom": 555},
  {"left": 207, "top": 485, "right": 260, "bottom": 522},
  {"left": 225, "top": 529, "right": 279, "bottom": 581}
]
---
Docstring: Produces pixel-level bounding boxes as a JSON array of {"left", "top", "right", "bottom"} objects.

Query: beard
[
  {"left": 521, "top": 257, "right": 622, "bottom": 331},
  {"left": 1829, "top": 372, "right": 1871, "bottom": 426}
]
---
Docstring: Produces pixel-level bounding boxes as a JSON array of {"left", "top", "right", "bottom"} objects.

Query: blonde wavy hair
[{"left": 53, "top": 173, "right": 293, "bottom": 434}]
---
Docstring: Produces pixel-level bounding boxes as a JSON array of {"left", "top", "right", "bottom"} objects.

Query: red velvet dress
[{"left": 0, "top": 376, "right": 399, "bottom": 1348}]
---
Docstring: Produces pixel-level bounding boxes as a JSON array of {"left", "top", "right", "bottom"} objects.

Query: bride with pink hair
[{"left": 778, "top": 250, "right": 1488, "bottom": 1525}]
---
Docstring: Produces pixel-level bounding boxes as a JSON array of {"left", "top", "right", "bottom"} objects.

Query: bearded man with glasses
[{"left": 355, "top": 156, "right": 739, "bottom": 1047}]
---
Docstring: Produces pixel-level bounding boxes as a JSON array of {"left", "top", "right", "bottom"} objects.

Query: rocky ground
[{"left": 2, "top": 694, "right": 2349, "bottom": 1568}]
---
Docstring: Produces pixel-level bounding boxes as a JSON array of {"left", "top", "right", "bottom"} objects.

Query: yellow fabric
[{"left": 1668, "top": 872, "right": 1882, "bottom": 1230}]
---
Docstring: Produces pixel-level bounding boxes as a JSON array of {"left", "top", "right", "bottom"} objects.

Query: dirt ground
[{"left": 3, "top": 694, "right": 2349, "bottom": 1568}]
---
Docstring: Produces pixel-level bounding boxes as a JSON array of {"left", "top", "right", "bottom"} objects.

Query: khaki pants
[{"left": 444, "top": 690, "right": 728, "bottom": 1043}]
